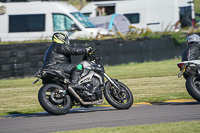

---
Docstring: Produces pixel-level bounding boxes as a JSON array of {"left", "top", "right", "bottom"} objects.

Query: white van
[
  {"left": 0, "top": 1, "right": 108, "bottom": 42},
  {"left": 80, "top": 0, "right": 195, "bottom": 32}
]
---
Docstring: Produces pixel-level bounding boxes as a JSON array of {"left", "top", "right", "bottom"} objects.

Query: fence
[{"left": 0, "top": 36, "right": 186, "bottom": 79}]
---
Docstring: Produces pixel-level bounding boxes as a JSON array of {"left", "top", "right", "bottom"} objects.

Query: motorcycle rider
[
  {"left": 42, "top": 32, "right": 93, "bottom": 89},
  {"left": 182, "top": 34, "right": 200, "bottom": 61}
]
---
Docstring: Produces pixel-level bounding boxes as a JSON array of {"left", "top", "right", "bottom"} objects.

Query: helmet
[
  {"left": 186, "top": 34, "right": 200, "bottom": 46},
  {"left": 52, "top": 33, "right": 70, "bottom": 45}
]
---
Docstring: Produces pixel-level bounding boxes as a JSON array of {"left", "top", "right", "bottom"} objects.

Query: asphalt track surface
[{"left": 0, "top": 99, "right": 200, "bottom": 133}]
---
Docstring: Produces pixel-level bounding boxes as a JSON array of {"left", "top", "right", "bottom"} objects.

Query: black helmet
[
  {"left": 52, "top": 33, "right": 70, "bottom": 45},
  {"left": 186, "top": 34, "right": 200, "bottom": 46}
]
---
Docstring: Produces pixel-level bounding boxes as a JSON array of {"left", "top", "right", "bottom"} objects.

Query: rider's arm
[{"left": 59, "top": 44, "right": 87, "bottom": 55}]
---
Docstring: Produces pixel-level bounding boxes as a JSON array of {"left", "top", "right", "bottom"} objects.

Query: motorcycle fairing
[{"left": 81, "top": 61, "right": 105, "bottom": 73}]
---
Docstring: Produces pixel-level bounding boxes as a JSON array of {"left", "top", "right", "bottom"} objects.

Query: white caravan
[
  {"left": 0, "top": 1, "right": 108, "bottom": 42},
  {"left": 80, "top": 0, "right": 195, "bottom": 32}
]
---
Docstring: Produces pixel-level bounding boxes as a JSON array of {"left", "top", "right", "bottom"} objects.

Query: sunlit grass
[
  {"left": 195, "top": 0, "right": 200, "bottom": 13},
  {"left": 121, "top": 76, "right": 191, "bottom": 102},
  {"left": 105, "top": 59, "right": 180, "bottom": 79},
  {"left": 54, "top": 121, "right": 200, "bottom": 133}
]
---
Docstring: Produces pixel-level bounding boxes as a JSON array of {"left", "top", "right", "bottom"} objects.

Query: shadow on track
[
  {"left": 2, "top": 106, "right": 116, "bottom": 118},
  {"left": 2, "top": 101, "right": 199, "bottom": 118}
]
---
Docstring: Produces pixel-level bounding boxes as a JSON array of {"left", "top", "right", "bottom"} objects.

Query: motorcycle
[
  {"left": 33, "top": 50, "right": 133, "bottom": 115},
  {"left": 177, "top": 60, "right": 200, "bottom": 102}
]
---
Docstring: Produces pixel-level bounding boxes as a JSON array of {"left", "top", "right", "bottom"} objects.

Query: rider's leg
[
  {"left": 70, "top": 65, "right": 86, "bottom": 89},
  {"left": 71, "top": 68, "right": 82, "bottom": 83}
]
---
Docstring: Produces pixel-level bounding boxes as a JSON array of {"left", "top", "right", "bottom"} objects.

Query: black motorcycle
[{"left": 33, "top": 50, "right": 134, "bottom": 115}]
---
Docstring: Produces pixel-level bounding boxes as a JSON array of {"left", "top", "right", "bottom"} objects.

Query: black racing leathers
[
  {"left": 42, "top": 43, "right": 87, "bottom": 74},
  {"left": 182, "top": 43, "right": 200, "bottom": 61}
]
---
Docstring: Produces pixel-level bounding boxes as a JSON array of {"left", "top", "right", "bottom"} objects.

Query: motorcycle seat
[{"left": 41, "top": 69, "right": 70, "bottom": 79}]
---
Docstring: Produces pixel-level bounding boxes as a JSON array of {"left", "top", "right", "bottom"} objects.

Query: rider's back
[{"left": 182, "top": 42, "right": 200, "bottom": 61}]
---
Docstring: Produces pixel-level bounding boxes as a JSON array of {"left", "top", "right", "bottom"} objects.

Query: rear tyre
[
  {"left": 38, "top": 84, "right": 71, "bottom": 115},
  {"left": 186, "top": 75, "right": 200, "bottom": 102},
  {"left": 104, "top": 81, "right": 133, "bottom": 109}
]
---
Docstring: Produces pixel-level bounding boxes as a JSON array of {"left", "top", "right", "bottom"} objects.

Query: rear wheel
[
  {"left": 104, "top": 80, "right": 133, "bottom": 109},
  {"left": 186, "top": 75, "right": 200, "bottom": 102},
  {"left": 38, "top": 84, "right": 71, "bottom": 115}
]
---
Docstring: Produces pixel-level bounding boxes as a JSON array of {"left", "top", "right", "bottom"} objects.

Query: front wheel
[
  {"left": 104, "top": 80, "right": 133, "bottom": 109},
  {"left": 38, "top": 84, "right": 71, "bottom": 115},
  {"left": 186, "top": 75, "right": 200, "bottom": 102}
]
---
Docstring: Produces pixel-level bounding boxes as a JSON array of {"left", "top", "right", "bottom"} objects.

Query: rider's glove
[{"left": 85, "top": 47, "right": 93, "bottom": 54}]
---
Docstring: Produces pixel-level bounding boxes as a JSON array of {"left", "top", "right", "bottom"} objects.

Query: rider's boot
[{"left": 70, "top": 69, "right": 85, "bottom": 90}]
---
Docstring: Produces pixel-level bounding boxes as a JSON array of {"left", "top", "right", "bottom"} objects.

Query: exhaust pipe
[{"left": 68, "top": 86, "right": 103, "bottom": 105}]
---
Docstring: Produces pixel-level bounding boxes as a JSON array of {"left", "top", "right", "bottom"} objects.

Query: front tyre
[
  {"left": 186, "top": 75, "right": 200, "bottom": 102},
  {"left": 38, "top": 84, "right": 71, "bottom": 115},
  {"left": 104, "top": 81, "right": 133, "bottom": 109}
]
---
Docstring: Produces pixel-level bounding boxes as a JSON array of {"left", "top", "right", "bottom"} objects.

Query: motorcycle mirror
[{"left": 98, "top": 57, "right": 102, "bottom": 61}]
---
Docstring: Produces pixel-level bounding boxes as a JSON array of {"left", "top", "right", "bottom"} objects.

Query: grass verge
[
  {"left": 105, "top": 59, "right": 180, "bottom": 79},
  {"left": 53, "top": 121, "right": 200, "bottom": 133}
]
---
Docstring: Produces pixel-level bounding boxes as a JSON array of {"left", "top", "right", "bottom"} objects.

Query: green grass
[
  {"left": 105, "top": 59, "right": 180, "bottom": 79},
  {"left": 122, "top": 76, "right": 190, "bottom": 102},
  {"left": 0, "top": 59, "right": 191, "bottom": 116},
  {"left": 195, "top": 0, "right": 200, "bottom": 13},
  {"left": 0, "top": 79, "right": 44, "bottom": 116},
  {"left": 54, "top": 121, "right": 200, "bottom": 133}
]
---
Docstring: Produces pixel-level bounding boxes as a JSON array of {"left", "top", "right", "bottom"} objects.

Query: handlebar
[
  {"left": 90, "top": 48, "right": 98, "bottom": 54},
  {"left": 82, "top": 48, "right": 102, "bottom": 63}
]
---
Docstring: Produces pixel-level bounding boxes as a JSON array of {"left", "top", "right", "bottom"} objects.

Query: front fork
[{"left": 104, "top": 73, "right": 121, "bottom": 90}]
